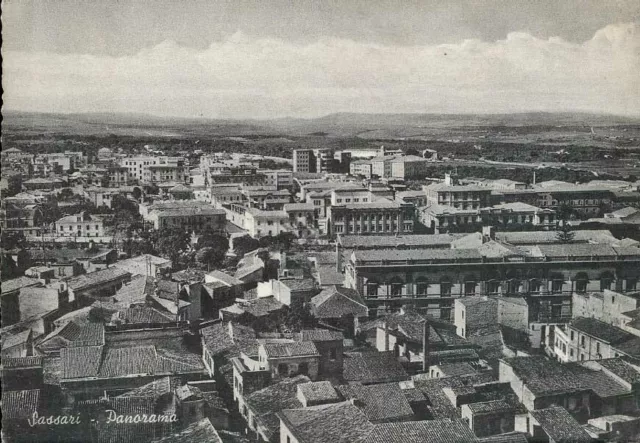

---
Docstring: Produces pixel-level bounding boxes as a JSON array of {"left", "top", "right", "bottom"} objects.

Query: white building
[{"left": 55, "top": 212, "right": 105, "bottom": 237}]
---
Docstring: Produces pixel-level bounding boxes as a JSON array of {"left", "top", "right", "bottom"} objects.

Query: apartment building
[
  {"left": 328, "top": 198, "right": 415, "bottom": 236},
  {"left": 55, "top": 212, "right": 105, "bottom": 237}
]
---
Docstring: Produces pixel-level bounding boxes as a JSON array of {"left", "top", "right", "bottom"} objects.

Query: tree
[
  {"left": 155, "top": 227, "right": 191, "bottom": 265},
  {"left": 556, "top": 224, "right": 575, "bottom": 243},
  {"left": 233, "top": 235, "right": 260, "bottom": 257},
  {"left": 557, "top": 203, "right": 574, "bottom": 223},
  {"left": 282, "top": 303, "right": 317, "bottom": 332},
  {"left": 405, "top": 147, "right": 420, "bottom": 156},
  {"left": 195, "top": 235, "right": 229, "bottom": 269}
]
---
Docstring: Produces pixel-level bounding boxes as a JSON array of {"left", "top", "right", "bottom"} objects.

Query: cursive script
[
  {"left": 28, "top": 412, "right": 81, "bottom": 427},
  {"left": 105, "top": 410, "right": 178, "bottom": 424}
]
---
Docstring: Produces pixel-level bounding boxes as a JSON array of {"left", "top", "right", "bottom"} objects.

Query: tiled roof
[
  {"left": 597, "top": 358, "right": 640, "bottom": 385},
  {"left": 567, "top": 362, "right": 630, "bottom": 398},
  {"left": 1, "top": 276, "right": 41, "bottom": 295},
  {"left": 297, "top": 381, "right": 341, "bottom": 404},
  {"left": 61, "top": 345, "right": 103, "bottom": 378},
  {"left": 117, "top": 377, "right": 171, "bottom": 398},
  {"left": 300, "top": 329, "right": 344, "bottom": 342},
  {"left": 436, "top": 362, "right": 480, "bottom": 377},
  {"left": 39, "top": 321, "right": 105, "bottom": 352},
  {"left": 281, "top": 278, "right": 317, "bottom": 292},
  {"left": 530, "top": 406, "right": 592, "bottom": 443},
  {"left": 262, "top": 341, "right": 319, "bottom": 358},
  {"left": 310, "top": 286, "right": 367, "bottom": 319},
  {"left": 118, "top": 306, "right": 174, "bottom": 324},
  {"left": 2, "top": 356, "right": 43, "bottom": 369},
  {"left": 2, "top": 389, "right": 40, "bottom": 419},
  {"left": 571, "top": 317, "right": 638, "bottom": 345},
  {"left": 207, "top": 270, "right": 243, "bottom": 287},
  {"left": 224, "top": 297, "right": 285, "bottom": 318},
  {"left": 2, "top": 329, "right": 32, "bottom": 349},
  {"left": 343, "top": 351, "right": 409, "bottom": 384},
  {"left": 465, "top": 399, "right": 514, "bottom": 415},
  {"left": 152, "top": 418, "right": 222, "bottom": 443},
  {"left": 201, "top": 322, "right": 259, "bottom": 358},
  {"left": 363, "top": 419, "right": 479, "bottom": 443},
  {"left": 354, "top": 248, "right": 483, "bottom": 263},
  {"left": 98, "top": 345, "right": 158, "bottom": 377},
  {"left": 66, "top": 267, "right": 130, "bottom": 291},
  {"left": 315, "top": 265, "right": 344, "bottom": 286},
  {"left": 339, "top": 233, "right": 461, "bottom": 249},
  {"left": 244, "top": 375, "right": 309, "bottom": 440},
  {"left": 279, "top": 402, "right": 374, "bottom": 443},
  {"left": 478, "top": 432, "right": 529, "bottom": 443},
  {"left": 336, "top": 382, "right": 414, "bottom": 422}
]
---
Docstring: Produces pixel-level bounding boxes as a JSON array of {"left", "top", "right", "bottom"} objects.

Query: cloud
[{"left": 3, "top": 23, "right": 639, "bottom": 118}]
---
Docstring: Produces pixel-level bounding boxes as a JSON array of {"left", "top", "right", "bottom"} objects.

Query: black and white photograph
[{"left": 1, "top": 1, "right": 640, "bottom": 442}]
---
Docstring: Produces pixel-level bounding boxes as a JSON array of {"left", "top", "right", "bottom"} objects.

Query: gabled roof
[
  {"left": 343, "top": 351, "right": 409, "bottom": 384},
  {"left": 1, "top": 276, "right": 41, "bottom": 295},
  {"left": 262, "top": 341, "right": 319, "bottom": 359},
  {"left": 244, "top": 375, "right": 309, "bottom": 440},
  {"left": 2, "top": 389, "right": 41, "bottom": 419},
  {"left": 363, "top": 419, "right": 479, "bottom": 443},
  {"left": 2, "top": 328, "right": 32, "bottom": 349},
  {"left": 297, "top": 381, "right": 341, "bottom": 404},
  {"left": 66, "top": 267, "right": 130, "bottom": 291},
  {"left": 597, "top": 358, "right": 640, "bottom": 385},
  {"left": 336, "top": 382, "right": 414, "bottom": 422},
  {"left": 207, "top": 270, "right": 243, "bottom": 287},
  {"left": 530, "top": 406, "right": 592, "bottom": 443},
  {"left": 310, "top": 286, "right": 367, "bottom": 319},
  {"left": 152, "top": 418, "right": 222, "bottom": 443},
  {"left": 117, "top": 377, "right": 171, "bottom": 398},
  {"left": 278, "top": 402, "right": 374, "bottom": 443}
]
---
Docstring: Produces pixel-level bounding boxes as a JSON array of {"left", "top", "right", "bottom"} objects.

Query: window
[
  {"left": 330, "top": 348, "right": 337, "bottom": 360},
  {"left": 596, "top": 342, "right": 600, "bottom": 354},
  {"left": 298, "top": 362, "right": 309, "bottom": 375},
  {"left": 462, "top": 310, "right": 465, "bottom": 319},
  {"left": 440, "top": 278, "right": 452, "bottom": 296},
  {"left": 416, "top": 279, "right": 428, "bottom": 296},
  {"left": 571, "top": 331, "right": 575, "bottom": 341},
  {"left": 581, "top": 336, "right": 586, "bottom": 348},
  {"left": 278, "top": 363, "right": 288, "bottom": 375},
  {"left": 575, "top": 273, "right": 589, "bottom": 294}
]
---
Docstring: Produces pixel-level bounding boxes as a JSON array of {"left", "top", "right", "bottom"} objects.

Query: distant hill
[{"left": 3, "top": 110, "right": 639, "bottom": 139}]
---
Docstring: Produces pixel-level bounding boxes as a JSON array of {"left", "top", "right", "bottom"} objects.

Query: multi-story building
[
  {"left": 293, "top": 149, "right": 335, "bottom": 174},
  {"left": 350, "top": 160, "right": 373, "bottom": 178},
  {"left": 106, "top": 165, "right": 130, "bottom": 187},
  {"left": 0, "top": 201, "right": 45, "bottom": 237},
  {"left": 146, "top": 206, "right": 226, "bottom": 233},
  {"left": 33, "top": 152, "right": 85, "bottom": 175},
  {"left": 421, "top": 202, "right": 556, "bottom": 233},
  {"left": 55, "top": 212, "right": 105, "bottom": 237},
  {"left": 259, "top": 169, "right": 293, "bottom": 190},
  {"left": 328, "top": 198, "right": 415, "bottom": 236},
  {"left": 389, "top": 155, "right": 430, "bottom": 180},
  {"left": 226, "top": 204, "right": 290, "bottom": 238},
  {"left": 424, "top": 175, "right": 493, "bottom": 209},
  {"left": 120, "top": 156, "right": 187, "bottom": 184},
  {"left": 210, "top": 185, "right": 246, "bottom": 208},
  {"left": 343, "top": 237, "right": 640, "bottom": 327},
  {"left": 243, "top": 188, "right": 292, "bottom": 210},
  {"left": 293, "top": 149, "right": 312, "bottom": 173}
]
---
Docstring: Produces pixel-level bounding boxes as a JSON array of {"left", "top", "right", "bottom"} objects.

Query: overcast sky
[{"left": 3, "top": 0, "right": 640, "bottom": 118}]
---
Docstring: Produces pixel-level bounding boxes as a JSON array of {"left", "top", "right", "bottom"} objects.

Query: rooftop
[
  {"left": 262, "top": 341, "right": 319, "bottom": 359},
  {"left": 66, "top": 267, "right": 130, "bottom": 291},
  {"left": 278, "top": 402, "right": 374, "bottom": 443},
  {"left": 530, "top": 406, "right": 592, "bottom": 443},
  {"left": 297, "top": 381, "right": 341, "bottom": 404},
  {"left": 2, "top": 389, "right": 41, "bottom": 420},
  {"left": 310, "top": 286, "right": 368, "bottom": 319},
  {"left": 343, "top": 351, "right": 409, "bottom": 384},
  {"left": 336, "top": 382, "right": 414, "bottom": 422}
]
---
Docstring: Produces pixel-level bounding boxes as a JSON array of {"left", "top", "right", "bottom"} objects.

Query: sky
[{"left": 2, "top": 0, "right": 640, "bottom": 119}]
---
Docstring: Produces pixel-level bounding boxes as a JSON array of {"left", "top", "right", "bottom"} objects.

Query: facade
[
  {"left": 55, "top": 212, "right": 105, "bottom": 237},
  {"left": 119, "top": 156, "right": 187, "bottom": 184},
  {"left": 328, "top": 199, "right": 415, "bottom": 236},
  {"left": 421, "top": 202, "right": 556, "bottom": 233},
  {"left": 293, "top": 149, "right": 312, "bottom": 173},
  {"left": 344, "top": 241, "right": 640, "bottom": 323},
  {"left": 226, "top": 204, "right": 290, "bottom": 238},
  {"left": 260, "top": 169, "right": 294, "bottom": 190},
  {"left": 147, "top": 206, "right": 226, "bottom": 233}
]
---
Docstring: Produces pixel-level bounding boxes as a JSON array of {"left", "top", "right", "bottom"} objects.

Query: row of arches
[{"left": 364, "top": 271, "right": 625, "bottom": 298}]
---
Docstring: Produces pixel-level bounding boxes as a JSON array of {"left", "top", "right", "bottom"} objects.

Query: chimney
[
  {"left": 444, "top": 173, "right": 453, "bottom": 186},
  {"left": 423, "top": 320, "right": 430, "bottom": 373},
  {"left": 482, "top": 226, "right": 495, "bottom": 243},
  {"left": 532, "top": 171, "right": 536, "bottom": 186},
  {"left": 383, "top": 321, "right": 390, "bottom": 352},
  {"left": 335, "top": 242, "right": 342, "bottom": 273}
]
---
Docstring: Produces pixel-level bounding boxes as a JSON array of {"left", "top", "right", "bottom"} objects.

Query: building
[
  {"left": 293, "top": 149, "right": 335, "bottom": 174},
  {"left": 260, "top": 169, "right": 293, "bottom": 190},
  {"left": 424, "top": 176, "right": 493, "bottom": 209},
  {"left": 389, "top": 155, "right": 430, "bottom": 179},
  {"left": 349, "top": 160, "right": 373, "bottom": 178},
  {"left": 147, "top": 206, "right": 226, "bottom": 233},
  {"left": 226, "top": 204, "right": 290, "bottom": 238},
  {"left": 328, "top": 198, "right": 415, "bottom": 236},
  {"left": 344, "top": 239, "right": 640, "bottom": 323},
  {"left": 113, "top": 254, "right": 172, "bottom": 277},
  {"left": 554, "top": 317, "right": 640, "bottom": 363},
  {"left": 421, "top": 202, "right": 556, "bottom": 234},
  {"left": 55, "top": 212, "right": 105, "bottom": 237}
]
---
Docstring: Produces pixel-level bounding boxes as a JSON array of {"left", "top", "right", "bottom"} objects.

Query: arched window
[
  {"left": 366, "top": 279, "right": 379, "bottom": 298},
  {"left": 440, "top": 277, "right": 452, "bottom": 297},
  {"left": 505, "top": 269, "right": 521, "bottom": 295},
  {"left": 600, "top": 271, "right": 615, "bottom": 291},
  {"left": 550, "top": 273, "right": 565, "bottom": 294},
  {"left": 389, "top": 277, "right": 404, "bottom": 297},
  {"left": 529, "top": 279, "right": 542, "bottom": 294},
  {"left": 464, "top": 275, "right": 477, "bottom": 296},
  {"left": 575, "top": 272, "right": 589, "bottom": 294},
  {"left": 416, "top": 277, "right": 429, "bottom": 296}
]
